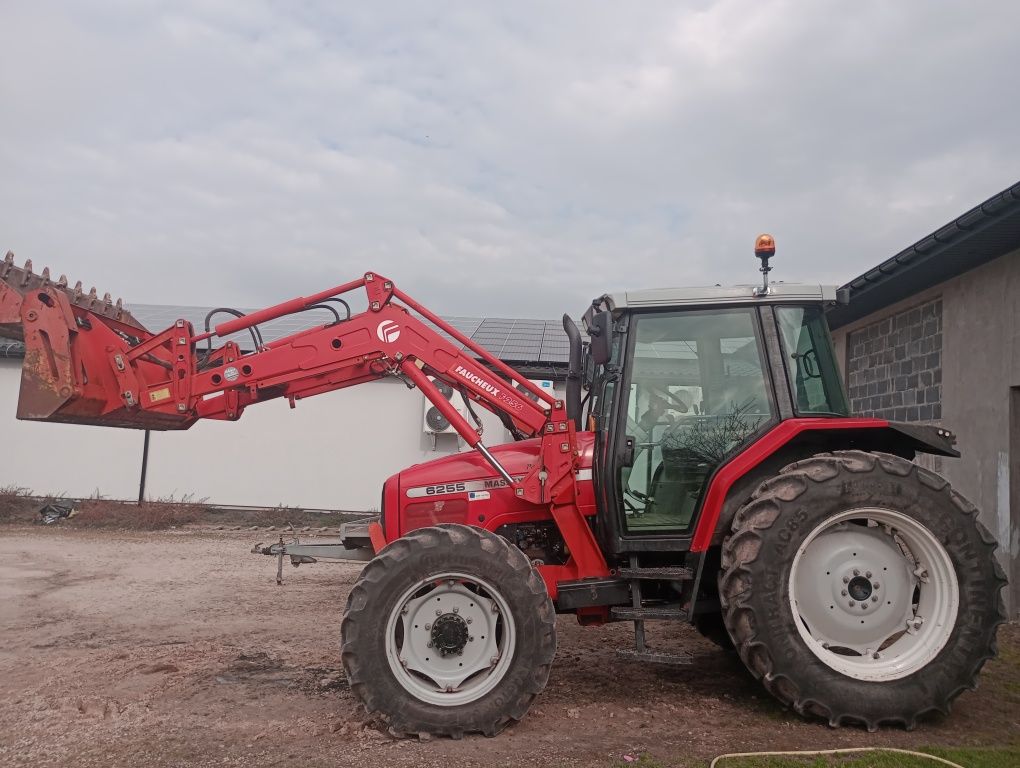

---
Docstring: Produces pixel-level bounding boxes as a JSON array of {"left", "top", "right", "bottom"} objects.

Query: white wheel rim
[
  {"left": 384, "top": 571, "right": 517, "bottom": 707},
  {"left": 789, "top": 507, "right": 959, "bottom": 682}
]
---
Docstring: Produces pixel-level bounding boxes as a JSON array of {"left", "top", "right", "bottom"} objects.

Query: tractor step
[
  {"left": 616, "top": 648, "right": 694, "bottom": 666},
  {"left": 617, "top": 566, "right": 694, "bottom": 580},
  {"left": 611, "top": 605, "right": 688, "bottom": 621}
]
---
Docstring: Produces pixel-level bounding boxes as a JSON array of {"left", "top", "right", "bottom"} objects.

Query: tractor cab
[{"left": 582, "top": 281, "right": 849, "bottom": 557}]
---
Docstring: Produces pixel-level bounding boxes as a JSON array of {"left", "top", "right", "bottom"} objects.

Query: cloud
[{"left": 1, "top": 1, "right": 1018, "bottom": 321}]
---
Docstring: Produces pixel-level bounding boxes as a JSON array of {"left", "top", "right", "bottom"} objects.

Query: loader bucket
[{"left": 0, "top": 251, "right": 194, "bottom": 430}]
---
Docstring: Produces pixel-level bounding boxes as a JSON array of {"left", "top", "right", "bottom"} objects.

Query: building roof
[
  {"left": 605, "top": 282, "right": 837, "bottom": 310},
  {"left": 828, "top": 180, "right": 1020, "bottom": 329}
]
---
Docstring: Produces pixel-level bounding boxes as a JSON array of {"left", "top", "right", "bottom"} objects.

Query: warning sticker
[
  {"left": 467, "top": 491, "right": 490, "bottom": 502},
  {"left": 149, "top": 387, "right": 172, "bottom": 404}
]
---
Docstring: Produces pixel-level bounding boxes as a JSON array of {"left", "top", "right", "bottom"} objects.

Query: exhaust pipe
[{"left": 562, "top": 314, "right": 582, "bottom": 431}]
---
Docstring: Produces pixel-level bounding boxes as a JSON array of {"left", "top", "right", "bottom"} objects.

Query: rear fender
[{"left": 692, "top": 418, "right": 960, "bottom": 551}]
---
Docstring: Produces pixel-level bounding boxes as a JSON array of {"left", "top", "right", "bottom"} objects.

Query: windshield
[{"left": 775, "top": 306, "right": 849, "bottom": 416}]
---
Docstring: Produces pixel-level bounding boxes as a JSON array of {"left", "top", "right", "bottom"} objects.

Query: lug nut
[
  {"left": 871, "top": 596, "right": 878, "bottom": 603},
  {"left": 466, "top": 618, "right": 472, "bottom": 624},
  {"left": 436, "top": 609, "right": 442, "bottom": 616},
  {"left": 865, "top": 571, "right": 873, "bottom": 578},
  {"left": 861, "top": 604, "right": 868, "bottom": 610},
  {"left": 453, "top": 607, "right": 459, "bottom": 614},
  {"left": 848, "top": 600, "right": 856, "bottom": 607},
  {"left": 842, "top": 576, "right": 850, "bottom": 584},
  {"left": 853, "top": 569, "right": 860, "bottom": 576},
  {"left": 426, "top": 642, "right": 433, "bottom": 648},
  {"left": 424, "top": 623, "right": 431, "bottom": 631},
  {"left": 873, "top": 583, "right": 880, "bottom": 590},
  {"left": 841, "top": 590, "right": 848, "bottom": 596}
]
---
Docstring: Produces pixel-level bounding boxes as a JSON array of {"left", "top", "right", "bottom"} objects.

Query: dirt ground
[{"left": 0, "top": 526, "right": 1017, "bottom": 768}]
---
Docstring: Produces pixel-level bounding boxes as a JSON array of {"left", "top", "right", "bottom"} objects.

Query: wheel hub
[
  {"left": 847, "top": 575, "right": 873, "bottom": 602},
  {"left": 384, "top": 573, "right": 516, "bottom": 707},
  {"left": 789, "top": 508, "right": 960, "bottom": 682},
  {"left": 793, "top": 521, "right": 919, "bottom": 654},
  {"left": 431, "top": 613, "right": 469, "bottom": 656}
]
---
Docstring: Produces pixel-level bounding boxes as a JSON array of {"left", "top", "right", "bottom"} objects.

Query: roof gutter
[{"left": 829, "top": 181, "right": 1020, "bottom": 329}]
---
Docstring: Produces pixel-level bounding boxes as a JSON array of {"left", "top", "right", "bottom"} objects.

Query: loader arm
[{"left": 0, "top": 252, "right": 592, "bottom": 517}]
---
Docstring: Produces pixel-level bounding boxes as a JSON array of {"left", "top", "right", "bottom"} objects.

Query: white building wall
[
  {"left": 1, "top": 359, "right": 144, "bottom": 499},
  {"left": 0, "top": 359, "right": 560, "bottom": 510}
]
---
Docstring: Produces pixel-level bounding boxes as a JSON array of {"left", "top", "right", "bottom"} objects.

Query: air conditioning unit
[{"left": 423, "top": 376, "right": 467, "bottom": 434}]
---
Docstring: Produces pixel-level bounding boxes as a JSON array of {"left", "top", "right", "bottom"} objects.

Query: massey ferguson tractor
[{"left": 0, "top": 237, "right": 1005, "bottom": 738}]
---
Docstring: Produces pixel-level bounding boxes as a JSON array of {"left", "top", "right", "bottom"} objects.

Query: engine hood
[
  {"left": 383, "top": 432, "right": 597, "bottom": 539},
  {"left": 399, "top": 432, "right": 594, "bottom": 488}
]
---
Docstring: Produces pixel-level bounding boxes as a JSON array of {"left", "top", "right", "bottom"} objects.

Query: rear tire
[
  {"left": 719, "top": 450, "right": 1006, "bottom": 730},
  {"left": 341, "top": 524, "right": 556, "bottom": 737}
]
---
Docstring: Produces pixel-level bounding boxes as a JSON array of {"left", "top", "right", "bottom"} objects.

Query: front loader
[{"left": 0, "top": 238, "right": 1006, "bottom": 736}]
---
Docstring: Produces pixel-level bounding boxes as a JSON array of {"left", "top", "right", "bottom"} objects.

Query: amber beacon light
[{"left": 753, "top": 233, "right": 776, "bottom": 296}]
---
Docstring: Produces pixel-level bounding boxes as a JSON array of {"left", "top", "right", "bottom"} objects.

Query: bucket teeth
[{"left": 1, "top": 253, "right": 146, "bottom": 333}]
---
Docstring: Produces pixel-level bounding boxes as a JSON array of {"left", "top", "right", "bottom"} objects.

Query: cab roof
[{"left": 600, "top": 282, "right": 838, "bottom": 311}]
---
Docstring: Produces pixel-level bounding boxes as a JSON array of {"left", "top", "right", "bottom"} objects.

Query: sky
[{"left": 2, "top": 1, "right": 1019, "bottom": 320}]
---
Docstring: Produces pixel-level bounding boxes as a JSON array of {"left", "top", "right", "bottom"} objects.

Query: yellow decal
[{"left": 149, "top": 387, "right": 172, "bottom": 404}]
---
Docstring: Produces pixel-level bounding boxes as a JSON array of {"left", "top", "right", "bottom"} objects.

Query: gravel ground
[{"left": 0, "top": 526, "right": 1016, "bottom": 768}]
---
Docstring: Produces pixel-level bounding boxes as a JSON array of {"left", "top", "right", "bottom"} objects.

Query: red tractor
[{"left": 0, "top": 238, "right": 1005, "bottom": 737}]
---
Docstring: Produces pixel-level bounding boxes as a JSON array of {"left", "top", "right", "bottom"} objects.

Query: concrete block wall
[
  {"left": 845, "top": 297, "right": 942, "bottom": 422},
  {"left": 831, "top": 246, "right": 1020, "bottom": 616}
]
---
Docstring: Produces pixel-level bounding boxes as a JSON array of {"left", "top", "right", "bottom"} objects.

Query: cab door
[{"left": 601, "top": 307, "right": 778, "bottom": 553}]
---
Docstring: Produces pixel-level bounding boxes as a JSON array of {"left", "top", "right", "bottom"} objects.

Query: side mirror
[{"left": 589, "top": 310, "right": 613, "bottom": 365}]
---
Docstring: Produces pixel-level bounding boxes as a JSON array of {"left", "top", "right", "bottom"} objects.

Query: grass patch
[
  {"left": 0, "top": 484, "right": 42, "bottom": 522},
  {"left": 710, "top": 746, "right": 1020, "bottom": 768},
  {"left": 72, "top": 495, "right": 206, "bottom": 530},
  {"left": 0, "top": 489, "right": 367, "bottom": 530}
]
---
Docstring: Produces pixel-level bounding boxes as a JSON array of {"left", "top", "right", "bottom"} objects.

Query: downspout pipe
[{"left": 562, "top": 314, "right": 582, "bottom": 430}]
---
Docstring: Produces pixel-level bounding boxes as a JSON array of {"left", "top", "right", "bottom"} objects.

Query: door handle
[{"left": 619, "top": 435, "right": 636, "bottom": 467}]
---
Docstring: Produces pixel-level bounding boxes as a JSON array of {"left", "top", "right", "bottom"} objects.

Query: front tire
[
  {"left": 341, "top": 524, "right": 556, "bottom": 737},
  {"left": 719, "top": 450, "right": 1006, "bottom": 730}
]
